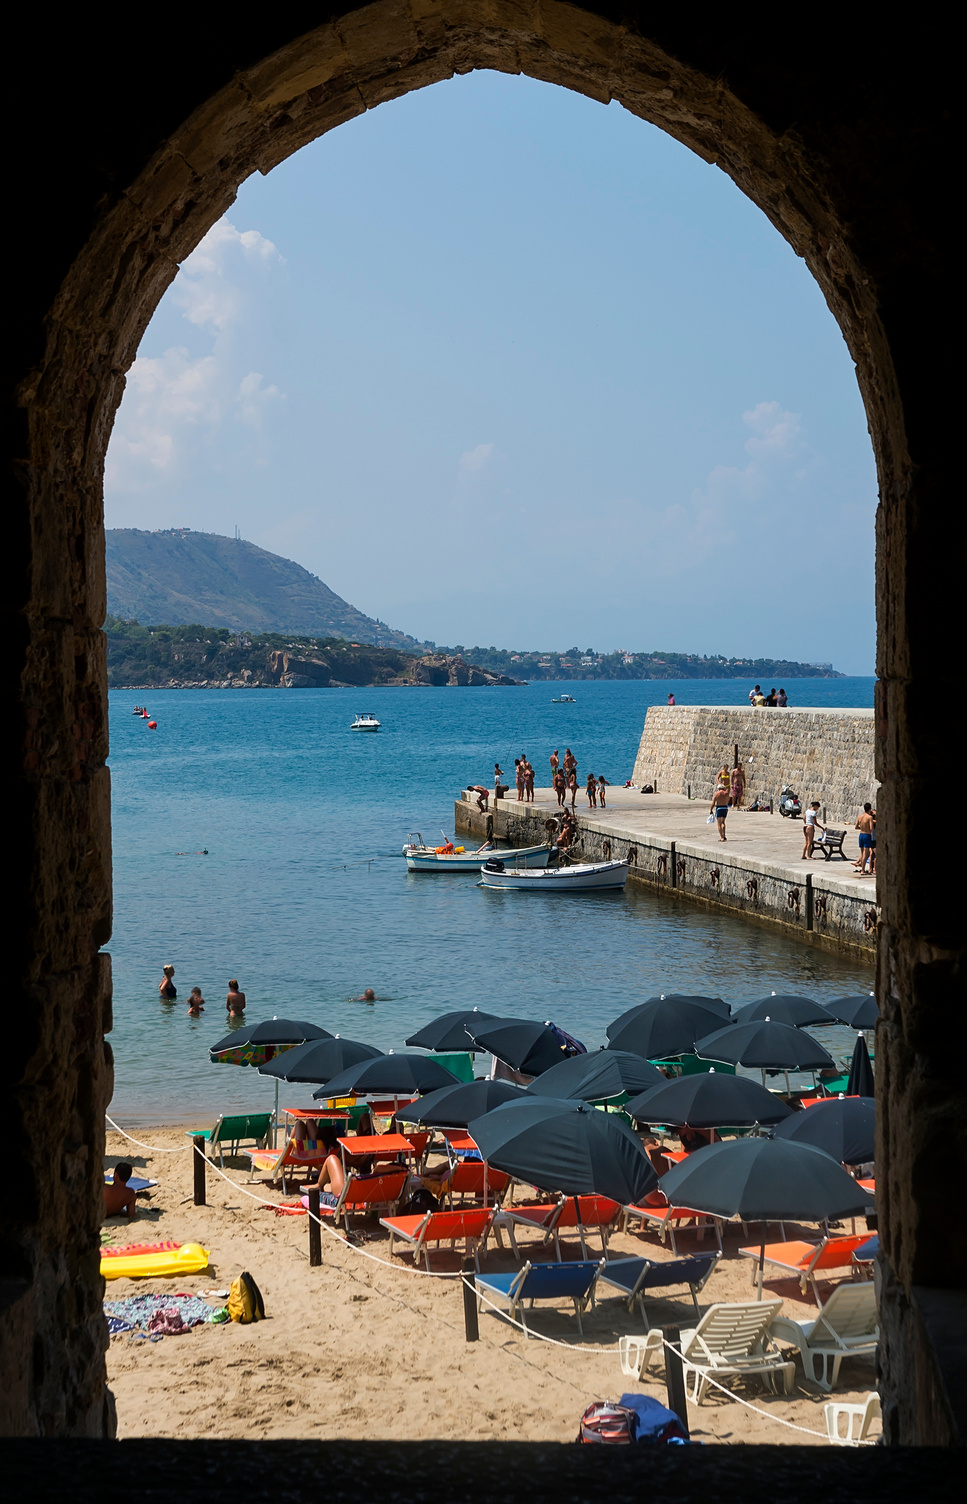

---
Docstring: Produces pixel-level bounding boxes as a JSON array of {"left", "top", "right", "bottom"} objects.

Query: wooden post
[
  {"left": 662, "top": 1324, "right": 689, "bottom": 1435},
  {"left": 307, "top": 1187, "right": 322, "bottom": 1266},
  {"left": 670, "top": 841, "right": 677, "bottom": 888},
  {"left": 733, "top": 743, "right": 739, "bottom": 768},
  {"left": 192, "top": 1135, "right": 206, "bottom": 1206},
  {"left": 805, "top": 873, "right": 814, "bottom": 931},
  {"left": 462, "top": 1257, "right": 479, "bottom": 1342}
]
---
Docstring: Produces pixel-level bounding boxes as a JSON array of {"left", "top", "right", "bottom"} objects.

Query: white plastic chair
[
  {"left": 619, "top": 1331, "right": 664, "bottom": 1379},
  {"left": 771, "top": 1282, "right": 878, "bottom": 1391},
  {"left": 825, "top": 1391, "right": 881, "bottom": 1444}
]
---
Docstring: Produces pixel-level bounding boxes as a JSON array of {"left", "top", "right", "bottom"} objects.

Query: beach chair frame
[
  {"left": 379, "top": 1206, "right": 495, "bottom": 1271},
  {"left": 737, "top": 1234, "right": 872, "bottom": 1305},
  {"left": 475, "top": 1258, "right": 605, "bottom": 1338},
  {"left": 623, "top": 1198, "right": 724, "bottom": 1256},
  {"left": 187, "top": 1112, "right": 272, "bottom": 1168},
  {"left": 825, "top": 1390, "right": 881, "bottom": 1444},
  {"left": 771, "top": 1282, "right": 879, "bottom": 1391},
  {"left": 597, "top": 1252, "right": 721, "bottom": 1325},
  {"left": 679, "top": 1298, "right": 794, "bottom": 1404}
]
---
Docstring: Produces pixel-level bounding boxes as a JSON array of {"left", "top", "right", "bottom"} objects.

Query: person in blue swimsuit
[{"left": 854, "top": 803, "right": 876, "bottom": 874}]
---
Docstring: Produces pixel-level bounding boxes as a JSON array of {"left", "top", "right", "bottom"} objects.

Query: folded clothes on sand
[{"left": 104, "top": 1294, "right": 220, "bottom": 1334}]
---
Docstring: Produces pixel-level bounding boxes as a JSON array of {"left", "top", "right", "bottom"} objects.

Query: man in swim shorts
[{"left": 854, "top": 803, "right": 876, "bottom": 874}]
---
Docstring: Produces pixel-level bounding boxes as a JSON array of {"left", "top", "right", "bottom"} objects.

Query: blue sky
[{"left": 105, "top": 72, "right": 876, "bottom": 672}]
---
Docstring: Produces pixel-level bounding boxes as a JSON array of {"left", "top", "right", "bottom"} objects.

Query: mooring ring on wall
[
  {"left": 746, "top": 878, "right": 759, "bottom": 902},
  {"left": 709, "top": 868, "right": 721, "bottom": 887},
  {"left": 814, "top": 893, "right": 828, "bottom": 919},
  {"left": 677, "top": 859, "right": 687, "bottom": 882},
  {"left": 864, "top": 908, "right": 878, "bottom": 933},
  {"left": 656, "top": 852, "right": 667, "bottom": 877},
  {"left": 787, "top": 886, "right": 801, "bottom": 913},
  {"left": 627, "top": 845, "right": 638, "bottom": 867},
  {"left": 602, "top": 839, "right": 612, "bottom": 860}
]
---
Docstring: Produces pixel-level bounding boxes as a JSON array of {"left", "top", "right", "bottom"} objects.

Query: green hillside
[{"left": 105, "top": 529, "right": 428, "bottom": 651}]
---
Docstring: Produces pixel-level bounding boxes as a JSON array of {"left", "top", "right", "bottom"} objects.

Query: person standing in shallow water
[
  {"left": 158, "top": 964, "right": 176, "bottom": 1000},
  {"left": 226, "top": 979, "right": 246, "bottom": 1015}
]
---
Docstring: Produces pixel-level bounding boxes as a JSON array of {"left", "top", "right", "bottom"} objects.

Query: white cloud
[
  {"left": 236, "top": 371, "right": 284, "bottom": 430},
  {"left": 459, "top": 442, "right": 494, "bottom": 473},
  {"left": 174, "top": 220, "right": 283, "bottom": 332}
]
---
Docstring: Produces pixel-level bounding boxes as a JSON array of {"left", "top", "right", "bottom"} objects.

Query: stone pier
[{"left": 456, "top": 786, "right": 879, "bottom": 960}]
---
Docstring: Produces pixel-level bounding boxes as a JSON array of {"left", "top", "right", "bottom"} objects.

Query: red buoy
[{"left": 147, "top": 720, "right": 157, "bottom": 729}]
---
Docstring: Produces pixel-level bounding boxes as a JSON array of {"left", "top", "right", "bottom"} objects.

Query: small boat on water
[
  {"left": 479, "top": 858, "right": 628, "bottom": 892},
  {"left": 551, "top": 694, "right": 576, "bottom": 703},
  {"left": 351, "top": 713, "right": 381, "bottom": 732},
  {"left": 402, "top": 833, "right": 553, "bottom": 873}
]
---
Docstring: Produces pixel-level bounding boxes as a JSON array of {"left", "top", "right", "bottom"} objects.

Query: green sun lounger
[{"left": 186, "top": 1112, "right": 273, "bottom": 1166}]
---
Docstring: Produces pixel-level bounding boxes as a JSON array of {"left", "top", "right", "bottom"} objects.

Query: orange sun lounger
[
  {"left": 738, "top": 1234, "right": 872, "bottom": 1305},
  {"left": 380, "top": 1207, "right": 494, "bottom": 1271}
]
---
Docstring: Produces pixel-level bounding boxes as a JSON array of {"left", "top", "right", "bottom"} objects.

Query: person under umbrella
[
  {"left": 661, "top": 1137, "right": 872, "bottom": 1296},
  {"left": 731, "top": 994, "right": 833, "bottom": 1028},
  {"left": 209, "top": 1017, "right": 333, "bottom": 1145},
  {"left": 526, "top": 1049, "right": 665, "bottom": 1102},
  {"left": 773, "top": 1097, "right": 875, "bottom": 1166},
  {"left": 695, "top": 1018, "right": 834, "bottom": 1091},
  {"left": 608, "top": 998, "right": 732, "bottom": 1061},
  {"left": 626, "top": 1070, "right": 793, "bottom": 1130},
  {"left": 607, "top": 994, "right": 731, "bottom": 1039}
]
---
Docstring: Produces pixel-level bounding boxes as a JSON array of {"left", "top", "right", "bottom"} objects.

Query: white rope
[
  {"left": 466, "top": 1277, "right": 620, "bottom": 1354},
  {"left": 105, "top": 1115, "right": 185, "bottom": 1152}
]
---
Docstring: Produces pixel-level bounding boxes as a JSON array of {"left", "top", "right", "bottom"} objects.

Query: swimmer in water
[
  {"left": 356, "top": 988, "right": 377, "bottom": 1003},
  {"left": 187, "top": 987, "right": 205, "bottom": 1014}
]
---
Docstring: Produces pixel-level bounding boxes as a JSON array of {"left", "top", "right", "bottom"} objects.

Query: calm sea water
[{"left": 107, "top": 678, "right": 876, "bottom": 1123}]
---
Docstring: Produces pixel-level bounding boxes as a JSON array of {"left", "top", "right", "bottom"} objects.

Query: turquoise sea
[{"left": 107, "top": 678, "right": 876, "bottom": 1123}]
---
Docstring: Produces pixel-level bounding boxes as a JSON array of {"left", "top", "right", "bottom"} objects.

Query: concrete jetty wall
[{"left": 632, "top": 705, "right": 876, "bottom": 822}]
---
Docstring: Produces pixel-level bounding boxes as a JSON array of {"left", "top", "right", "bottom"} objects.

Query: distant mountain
[{"left": 104, "top": 529, "right": 428, "bottom": 651}]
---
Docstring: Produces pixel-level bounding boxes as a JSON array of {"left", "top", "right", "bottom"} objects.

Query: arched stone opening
[{"left": 7, "top": 5, "right": 959, "bottom": 1445}]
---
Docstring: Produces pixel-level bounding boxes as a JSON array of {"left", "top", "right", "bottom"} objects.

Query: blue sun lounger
[
  {"left": 475, "top": 1259, "right": 604, "bottom": 1337},
  {"left": 596, "top": 1253, "right": 720, "bottom": 1326}
]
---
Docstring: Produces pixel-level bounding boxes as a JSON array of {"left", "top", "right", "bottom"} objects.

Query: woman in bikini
[
  {"left": 553, "top": 769, "right": 567, "bottom": 807},
  {"left": 524, "top": 759, "right": 535, "bottom": 803},
  {"left": 597, "top": 774, "right": 609, "bottom": 808}
]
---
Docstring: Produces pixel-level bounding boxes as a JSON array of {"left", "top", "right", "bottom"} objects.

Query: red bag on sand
[{"left": 577, "top": 1403, "right": 637, "bottom": 1444}]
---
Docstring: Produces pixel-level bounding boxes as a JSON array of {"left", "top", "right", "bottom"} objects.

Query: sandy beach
[{"left": 103, "top": 1128, "right": 879, "bottom": 1445}]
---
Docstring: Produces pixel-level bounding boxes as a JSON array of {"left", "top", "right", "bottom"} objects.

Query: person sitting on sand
[
  {"left": 158, "top": 964, "right": 176, "bottom": 999},
  {"left": 104, "top": 1163, "right": 138, "bottom": 1220},
  {"left": 187, "top": 987, "right": 205, "bottom": 1015},
  {"left": 226, "top": 980, "right": 246, "bottom": 1014}
]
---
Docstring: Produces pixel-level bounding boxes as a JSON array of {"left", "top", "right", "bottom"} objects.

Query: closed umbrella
[
  {"left": 626, "top": 1071, "right": 793, "bottom": 1128},
  {"left": 313, "top": 1052, "right": 462, "bottom": 1101},
  {"left": 468, "top": 1097, "right": 657, "bottom": 1205},
  {"left": 258, "top": 1036, "right": 383, "bottom": 1083},
  {"left": 846, "top": 1034, "right": 875, "bottom": 1097},
  {"left": 469, "top": 1019, "right": 583, "bottom": 1076},
  {"left": 695, "top": 1018, "right": 834, "bottom": 1088},
  {"left": 731, "top": 994, "right": 833, "bottom": 1028},
  {"left": 209, "top": 1017, "right": 333, "bottom": 1144},
  {"left": 526, "top": 1049, "right": 666, "bottom": 1101},
  {"left": 773, "top": 1097, "right": 875, "bottom": 1165},
  {"left": 661, "top": 1137, "right": 872, "bottom": 1295},
  {"left": 607, "top": 994, "right": 730, "bottom": 1038},
  {"left": 827, "top": 994, "right": 878, "bottom": 1030},
  {"left": 405, "top": 1008, "right": 503, "bottom": 1052},
  {"left": 395, "top": 1079, "right": 530, "bottom": 1129},
  {"left": 608, "top": 998, "right": 731, "bottom": 1060}
]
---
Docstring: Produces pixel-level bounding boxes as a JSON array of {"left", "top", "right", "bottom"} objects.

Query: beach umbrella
[
  {"left": 608, "top": 998, "right": 731, "bottom": 1061},
  {"left": 826, "top": 993, "right": 878, "bottom": 1030},
  {"left": 394, "top": 1079, "right": 529, "bottom": 1129},
  {"left": 405, "top": 1008, "right": 503, "bottom": 1052},
  {"left": 626, "top": 1071, "right": 793, "bottom": 1128},
  {"left": 846, "top": 1034, "right": 875, "bottom": 1097},
  {"left": 209, "top": 1017, "right": 333, "bottom": 1145},
  {"left": 313, "top": 1052, "right": 462, "bottom": 1100},
  {"left": 773, "top": 1097, "right": 875, "bottom": 1165},
  {"left": 469, "top": 1019, "right": 583, "bottom": 1076},
  {"left": 661, "top": 1137, "right": 872, "bottom": 1295},
  {"left": 258, "top": 1036, "right": 383, "bottom": 1083},
  {"left": 695, "top": 1019, "right": 834, "bottom": 1083},
  {"left": 526, "top": 1049, "right": 666, "bottom": 1102},
  {"left": 607, "top": 994, "right": 730, "bottom": 1038},
  {"left": 731, "top": 993, "right": 833, "bottom": 1028},
  {"left": 468, "top": 1097, "right": 657, "bottom": 1205}
]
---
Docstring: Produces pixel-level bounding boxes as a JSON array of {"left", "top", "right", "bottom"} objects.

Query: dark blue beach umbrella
[
  {"left": 405, "top": 1008, "right": 503, "bottom": 1053},
  {"left": 394, "top": 1079, "right": 530, "bottom": 1128},
  {"left": 607, "top": 994, "right": 731, "bottom": 1039},
  {"left": 526, "top": 1049, "right": 666, "bottom": 1102},
  {"left": 625, "top": 1071, "right": 793, "bottom": 1129},
  {"left": 695, "top": 1019, "right": 834, "bottom": 1072},
  {"left": 469, "top": 1020, "right": 579, "bottom": 1076},
  {"left": 468, "top": 1097, "right": 658, "bottom": 1204},
  {"left": 313, "top": 1052, "right": 462, "bottom": 1100},
  {"left": 773, "top": 1097, "right": 876, "bottom": 1165},
  {"left": 258, "top": 1036, "right": 383, "bottom": 1083},
  {"left": 826, "top": 993, "right": 879, "bottom": 1030},
  {"left": 608, "top": 998, "right": 731, "bottom": 1061},
  {"left": 731, "top": 994, "right": 833, "bottom": 1029},
  {"left": 846, "top": 1034, "right": 875, "bottom": 1098}
]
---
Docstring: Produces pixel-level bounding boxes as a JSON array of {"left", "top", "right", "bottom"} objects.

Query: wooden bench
[{"left": 814, "top": 828, "right": 848, "bottom": 861}]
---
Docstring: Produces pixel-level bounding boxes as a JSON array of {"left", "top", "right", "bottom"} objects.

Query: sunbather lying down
[{"left": 310, "top": 1126, "right": 347, "bottom": 1208}]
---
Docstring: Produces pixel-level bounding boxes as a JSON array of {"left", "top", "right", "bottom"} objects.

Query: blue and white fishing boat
[
  {"left": 402, "top": 833, "right": 553, "bottom": 873},
  {"left": 479, "top": 858, "right": 628, "bottom": 891}
]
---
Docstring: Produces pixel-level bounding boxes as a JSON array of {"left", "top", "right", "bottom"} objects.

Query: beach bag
[
  {"left": 228, "top": 1270, "right": 265, "bottom": 1324},
  {"left": 399, "top": 1187, "right": 440, "bottom": 1218},
  {"left": 618, "top": 1393, "right": 689, "bottom": 1444},
  {"left": 577, "top": 1402, "right": 637, "bottom": 1444}
]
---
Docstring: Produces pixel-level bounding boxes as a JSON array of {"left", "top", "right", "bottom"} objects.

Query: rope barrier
[{"left": 105, "top": 1115, "right": 185, "bottom": 1152}]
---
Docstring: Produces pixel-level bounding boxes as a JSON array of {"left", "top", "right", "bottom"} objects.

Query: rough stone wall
[{"left": 633, "top": 707, "right": 876, "bottom": 823}]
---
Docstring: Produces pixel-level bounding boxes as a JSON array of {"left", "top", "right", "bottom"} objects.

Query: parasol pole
[{"left": 757, "top": 1228, "right": 766, "bottom": 1300}]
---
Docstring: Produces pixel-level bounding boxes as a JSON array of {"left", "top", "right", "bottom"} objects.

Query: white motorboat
[
  {"left": 402, "top": 833, "right": 552, "bottom": 872},
  {"left": 351, "top": 712, "right": 381, "bottom": 732},
  {"left": 551, "top": 694, "right": 576, "bottom": 703},
  {"left": 479, "top": 858, "right": 628, "bottom": 891}
]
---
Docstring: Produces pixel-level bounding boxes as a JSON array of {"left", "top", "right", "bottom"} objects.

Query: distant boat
[
  {"left": 351, "top": 713, "right": 381, "bottom": 732},
  {"left": 479, "top": 859, "right": 628, "bottom": 891},
  {"left": 402, "top": 834, "right": 552, "bottom": 872},
  {"left": 551, "top": 694, "right": 576, "bottom": 703}
]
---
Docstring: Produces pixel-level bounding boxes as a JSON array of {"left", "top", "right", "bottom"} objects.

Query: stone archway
[{"left": 8, "top": 5, "right": 959, "bottom": 1443}]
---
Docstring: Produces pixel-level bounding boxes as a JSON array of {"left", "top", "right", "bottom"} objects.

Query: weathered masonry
[
  {"left": 456, "top": 793, "right": 879, "bottom": 960},
  {"left": 633, "top": 706, "right": 876, "bottom": 824}
]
